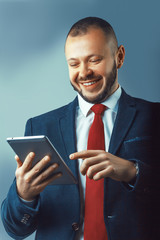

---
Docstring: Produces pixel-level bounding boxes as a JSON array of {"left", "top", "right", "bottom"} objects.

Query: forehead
[{"left": 65, "top": 28, "right": 111, "bottom": 59}]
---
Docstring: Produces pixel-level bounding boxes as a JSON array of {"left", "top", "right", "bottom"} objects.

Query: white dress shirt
[{"left": 75, "top": 86, "right": 122, "bottom": 240}]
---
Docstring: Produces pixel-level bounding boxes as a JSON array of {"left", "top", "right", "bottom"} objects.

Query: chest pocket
[{"left": 123, "top": 136, "right": 154, "bottom": 164}]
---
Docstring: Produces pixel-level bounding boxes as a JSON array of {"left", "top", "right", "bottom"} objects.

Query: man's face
[{"left": 65, "top": 28, "right": 120, "bottom": 103}]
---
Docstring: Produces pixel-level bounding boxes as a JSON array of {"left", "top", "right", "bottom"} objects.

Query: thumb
[{"left": 15, "top": 155, "right": 23, "bottom": 168}]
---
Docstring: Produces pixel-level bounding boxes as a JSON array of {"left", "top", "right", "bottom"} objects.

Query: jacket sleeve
[
  {"left": 1, "top": 179, "right": 40, "bottom": 239},
  {"left": 121, "top": 105, "right": 160, "bottom": 202},
  {"left": 1, "top": 119, "right": 40, "bottom": 239}
]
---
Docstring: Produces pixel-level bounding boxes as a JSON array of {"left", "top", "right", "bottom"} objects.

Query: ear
[{"left": 116, "top": 45, "right": 125, "bottom": 69}]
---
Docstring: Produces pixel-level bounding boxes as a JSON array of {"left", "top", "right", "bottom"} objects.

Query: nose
[{"left": 79, "top": 63, "right": 93, "bottom": 79}]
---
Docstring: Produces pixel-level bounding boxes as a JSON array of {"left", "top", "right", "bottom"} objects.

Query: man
[{"left": 1, "top": 17, "right": 160, "bottom": 240}]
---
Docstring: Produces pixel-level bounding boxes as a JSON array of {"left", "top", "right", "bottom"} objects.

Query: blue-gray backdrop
[{"left": 0, "top": 0, "right": 160, "bottom": 239}]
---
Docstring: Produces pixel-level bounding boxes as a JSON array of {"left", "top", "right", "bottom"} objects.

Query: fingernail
[
  {"left": 93, "top": 175, "right": 98, "bottom": 181},
  {"left": 69, "top": 154, "right": 74, "bottom": 159},
  {"left": 30, "top": 152, "right": 34, "bottom": 157},
  {"left": 44, "top": 156, "right": 50, "bottom": 161},
  {"left": 52, "top": 163, "right": 58, "bottom": 168}
]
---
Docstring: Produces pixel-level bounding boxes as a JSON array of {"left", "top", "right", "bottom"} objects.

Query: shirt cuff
[
  {"left": 19, "top": 195, "right": 37, "bottom": 208},
  {"left": 128, "top": 162, "right": 139, "bottom": 187}
]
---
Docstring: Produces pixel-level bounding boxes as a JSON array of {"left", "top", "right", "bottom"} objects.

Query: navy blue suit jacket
[{"left": 1, "top": 89, "right": 160, "bottom": 240}]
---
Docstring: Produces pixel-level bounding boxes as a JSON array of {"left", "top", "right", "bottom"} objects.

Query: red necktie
[{"left": 84, "top": 104, "right": 108, "bottom": 240}]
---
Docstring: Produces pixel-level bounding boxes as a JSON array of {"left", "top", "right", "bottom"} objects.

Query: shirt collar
[{"left": 77, "top": 86, "right": 122, "bottom": 117}]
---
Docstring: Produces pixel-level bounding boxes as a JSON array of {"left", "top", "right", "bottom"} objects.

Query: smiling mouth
[
  {"left": 80, "top": 77, "right": 102, "bottom": 87},
  {"left": 82, "top": 81, "right": 97, "bottom": 86}
]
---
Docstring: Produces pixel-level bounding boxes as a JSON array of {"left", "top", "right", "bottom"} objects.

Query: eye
[
  {"left": 89, "top": 57, "right": 102, "bottom": 64},
  {"left": 68, "top": 62, "right": 79, "bottom": 68}
]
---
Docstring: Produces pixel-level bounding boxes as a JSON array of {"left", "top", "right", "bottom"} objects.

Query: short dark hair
[{"left": 66, "top": 17, "right": 118, "bottom": 55}]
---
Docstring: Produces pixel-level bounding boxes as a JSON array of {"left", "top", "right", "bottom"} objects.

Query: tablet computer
[{"left": 7, "top": 135, "right": 77, "bottom": 185}]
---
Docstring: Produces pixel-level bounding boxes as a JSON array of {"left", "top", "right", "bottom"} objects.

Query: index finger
[
  {"left": 21, "top": 152, "right": 35, "bottom": 172},
  {"left": 69, "top": 150, "right": 104, "bottom": 160}
]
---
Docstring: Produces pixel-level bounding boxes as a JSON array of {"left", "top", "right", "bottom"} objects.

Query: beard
[{"left": 70, "top": 60, "right": 117, "bottom": 104}]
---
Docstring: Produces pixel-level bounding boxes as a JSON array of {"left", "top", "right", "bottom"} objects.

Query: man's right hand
[{"left": 15, "top": 152, "right": 62, "bottom": 201}]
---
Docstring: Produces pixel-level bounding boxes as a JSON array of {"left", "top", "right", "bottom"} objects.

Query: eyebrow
[
  {"left": 67, "top": 58, "right": 77, "bottom": 61},
  {"left": 67, "top": 54, "right": 103, "bottom": 61}
]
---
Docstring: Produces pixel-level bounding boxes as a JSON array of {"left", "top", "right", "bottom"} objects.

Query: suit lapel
[
  {"left": 109, "top": 89, "right": 137, "bottom": 155},
  {"left": 58, "top": 91, "right": 137, "bottom": 175},
  {"left": 59, "top": 97, "right": 78, "bottom": 177}
]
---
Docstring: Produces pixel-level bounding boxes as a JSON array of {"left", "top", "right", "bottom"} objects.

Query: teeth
[{"left": 83, "top": 81, "right": 96, "bottom": 86}]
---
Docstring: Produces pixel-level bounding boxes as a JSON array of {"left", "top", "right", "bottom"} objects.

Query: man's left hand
[{"left": 70, "top": 150, "right": 136, "bottom": 183}]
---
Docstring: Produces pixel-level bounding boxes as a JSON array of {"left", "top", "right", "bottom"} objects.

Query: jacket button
[{"left": 72, "top": 222, "right": 79, "bottom": 231}]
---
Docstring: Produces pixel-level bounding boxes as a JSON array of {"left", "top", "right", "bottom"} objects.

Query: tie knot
[{"left": 91, "top": 104, "right": 106, "bottom": 115}]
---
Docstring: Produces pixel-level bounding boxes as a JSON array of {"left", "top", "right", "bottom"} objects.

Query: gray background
[{"left": 0, "top": 0, "right": 160, "bottom": 239}]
